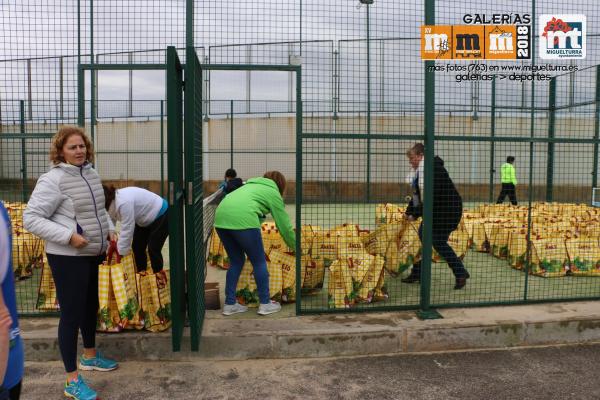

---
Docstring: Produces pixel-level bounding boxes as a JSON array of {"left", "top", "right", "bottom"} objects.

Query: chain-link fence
[{"left": 1, "top": 1, "right": 600, "bottom": 316}]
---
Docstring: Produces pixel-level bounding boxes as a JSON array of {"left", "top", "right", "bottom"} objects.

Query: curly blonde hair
[{"left": 49, "top": 126, "right": 95, "bottom": 165}]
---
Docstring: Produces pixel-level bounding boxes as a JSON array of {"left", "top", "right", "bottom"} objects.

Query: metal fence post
[
  {"left": 365, "top": 2, "right": 372, "bottom": 203},
  {"left": 295, "top": 67, "right": 303, "bottom": 316},
  {"left": 128, "top": 52, "right": 133, "bottom": 117},
  {"left": 524, "top": 2, "right": 537, "bottom": 302},
  {"left": 60, "top": 56, "right": 64, "bottom": 120},
  {"left": 77, "top": 65, "right": 85, "bottom": 127},
  {"left": 333, "top": 49, "right": 339, "bottom": 120},
  {"left": 546, "top": 78, "right": 556, "bottom": 202},
  {"left": 160, "top": 100, "right": 165, "bottom": 198},
  {"left": 489, "top": 76, "right": 496, "bottom": 203},
  {"left": 418, "top": 0, "right": 440, "bottom": 320},
  {"left": 230, "top": 100, "right": 234, "bottom": 169},
  {"left": 90, "top": 0, "right": 96, "bottom": 143},
  {"left": 20, "top": 100, "right": 28, "bottom": 202},
  {"left": 27, "top": 59, "right": 33, "bottom": 121}
]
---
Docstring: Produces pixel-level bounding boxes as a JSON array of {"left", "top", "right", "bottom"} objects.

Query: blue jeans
[
  {"left": 411, "top": 223, "right": 468, "bottom": 279},
  {"left": 216, "top": 228, "right": 270, "bottom": 305}
]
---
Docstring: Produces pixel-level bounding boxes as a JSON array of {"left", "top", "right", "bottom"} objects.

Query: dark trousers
[
  {"left": 9, "top": 381, "right": 21, "bottom": 400},
  {"left": 216, "top": 228, "right": 271, "bottom": 305},
  {"left": 410, "top": 223, "right": 468, "bottom": 279},
  {"left": 47, "top": 253, "right": 104, "bottom": 373},
  {"left": 132, "top": 210, "right": 169, "bottom": 273},
  {"left": 496, "top": 183, "right": 517, "bottom": 205}
]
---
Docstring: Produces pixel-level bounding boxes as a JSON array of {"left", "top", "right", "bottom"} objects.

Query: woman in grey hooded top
[{"left": 24, "top": 126, "right": 117, "bottom": 400}]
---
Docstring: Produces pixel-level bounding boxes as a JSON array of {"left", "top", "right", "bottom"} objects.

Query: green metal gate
[
  {"left": 184, "top": 46, "right": 206, "bottom": 351},
  {"left": 166, "top": 47, "right": 186, "bottom": 351},
  {"left": 188, "top": 62, "right": 302, "bottom": 349}
]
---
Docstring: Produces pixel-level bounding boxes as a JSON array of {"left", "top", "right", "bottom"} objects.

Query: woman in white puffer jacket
[{"left": 23, "top": 126, "right": 117, "bottom": 400}]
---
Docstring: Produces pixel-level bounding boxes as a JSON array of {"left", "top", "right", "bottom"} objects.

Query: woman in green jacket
[{"left": 214, "top": 171, "right": 295, "bottom": 316}]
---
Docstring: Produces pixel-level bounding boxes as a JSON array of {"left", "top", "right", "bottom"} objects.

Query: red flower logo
[{"left": 542, "top": 17, "right": 573, "bottom": 46}]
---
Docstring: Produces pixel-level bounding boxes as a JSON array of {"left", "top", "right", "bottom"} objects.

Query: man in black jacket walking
[{"left": 402, "top": 143, "right": 470, "bottom": 289}]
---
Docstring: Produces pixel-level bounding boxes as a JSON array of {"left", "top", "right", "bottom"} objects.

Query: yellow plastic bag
[
  {"left": 363, "top": 222, "right": 405, "bottom": 257},
  {"left": 375, "top": 204, "right": 387, "bottom": 226},
  {"left": 262, "top": 227, "right": 289, "bottom": 254},
  {"left": 12, "top": 231, "right": 33, "bottom": 279},
  {"left": 110, "top": 252, "right": 142, "bottom": 329},
  {"left": 97, "top": 262, "right": 123, "bottom": 333},
  {"left": 312, "top": 232, "right": 338, "bottom": 267},
  {"left": 566, "top": 238, "right": 600, "bottom": 276},
  {"left": 138, "top": 269, "right": 171, "bottom": 332},
  {"left": 469, "top": 219, "right": 491, "bottom": 252},
  {"left": 530, "top": 238, "right": 569, "bottom": 278},
  {"left": 269, "top": 250, "right": 299, "bottom": 303},
  {"left": 299, "top": 225, "right": 317, "bottom": 256},
  {"left": 235, "top": 257, "right": 283, "bottom": 305},
  {"left": 36, "top": 254, "right": 59, "bottom": 311},
  {"left": 207, "top": 228, "right": 230, "bottom": 269},
  {"left": 384, "top": 223, "right": 421, "bottom": 276},
  {"left": 356, "top": 255, "right": 386, "bottom": 303},
  {"left": 508, "top": 230, "right": 528, "bottom": 270},
  {"left": 302, "top": 257, "right": 325, "bottom": 292},
  {"left": 235, "top": 259, "right": 259, "bottom": 306},
  {"left": 346, "top": 254, "right": 374, "bottom": 289},
  {"left": 337, "top": 235, "right": 368, "bottom": 260},
  {"left": 327, "top": 259, "right": 354, "bottom": 309}
]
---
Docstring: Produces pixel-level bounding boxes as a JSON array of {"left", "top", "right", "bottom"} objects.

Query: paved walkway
[{"left": 20, "top": 344, "right": 600, "bottom": 399}]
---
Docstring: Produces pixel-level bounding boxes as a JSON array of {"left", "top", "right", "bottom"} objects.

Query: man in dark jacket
[{"left": 402, "top": 143, "right": 470, "bottom": 289}]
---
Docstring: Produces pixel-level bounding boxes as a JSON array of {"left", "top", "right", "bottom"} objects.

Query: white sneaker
[
  {"left": 222, "top": 302, "right": 248, "bottom": 316},
  {"left": 257, "top": 301, "right": 281, "bottom": 316}
]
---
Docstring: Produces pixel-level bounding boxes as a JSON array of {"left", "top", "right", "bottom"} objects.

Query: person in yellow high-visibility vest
[{"left": 496, "top": 156, "right": 518, "bottom": 205}]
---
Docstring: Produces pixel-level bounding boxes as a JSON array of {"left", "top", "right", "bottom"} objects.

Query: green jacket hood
[{"left": 246, "top": 177, "right": 279, "bottom": 190}]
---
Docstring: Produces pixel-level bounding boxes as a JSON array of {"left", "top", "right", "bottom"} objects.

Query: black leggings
[
  {"left": 9, "top": 380, "right": 21, "bottom": 400},
  {"left": 47, "top": 253, "right": 104, "bottom": 373},
  {"left": 132, "top": 210, "right": 169, "bottom": 273}
]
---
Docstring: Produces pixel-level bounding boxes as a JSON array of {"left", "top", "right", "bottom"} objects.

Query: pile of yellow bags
[
  {"left": 312, "top": 223, "right": 390, "bottom": 308},
  {"left": 235, "top": 249, "right": 305, "bottom": 306},
  {"left": 4, "top": 202, "right": 44, "bottom": 280},
  {"left": 463, "top": 202, "right": 600, "bottom": 277},
  {"left": 327, "top": 254, "right": 386, "bottom": 308},
  {"left": 97, "top": 245, "right": 171, "bottom": 332}
]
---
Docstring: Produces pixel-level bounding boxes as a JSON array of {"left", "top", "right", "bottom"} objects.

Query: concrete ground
[
  {"left": 22, "top": 300, "right": 600, "bottom": 362},
  {"left": 21, "top": 343, "right": 600, "bottom": 400}
]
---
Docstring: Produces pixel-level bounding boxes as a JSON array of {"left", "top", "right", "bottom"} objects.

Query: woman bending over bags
[
  {"left": 102, "top": 185, "right": 168, "bottom": 273},
  {"left": 23, "top": 126, "right": 117, "bottom": 400},
  {"left": 215, "top": 171, "right": 295, "bottom": 316}
]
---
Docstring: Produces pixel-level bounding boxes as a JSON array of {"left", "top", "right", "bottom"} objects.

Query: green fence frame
[{"left": 195, "top": 63, "right": 303, "bottom": 319}]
